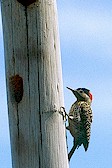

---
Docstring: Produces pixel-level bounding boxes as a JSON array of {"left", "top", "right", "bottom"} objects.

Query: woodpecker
[{"left": 66, "top": 87, "right": 93, "bottom": 161}]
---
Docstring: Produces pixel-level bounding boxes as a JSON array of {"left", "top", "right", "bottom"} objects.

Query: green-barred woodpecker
[{"left": 66, "top": 87, "right": 93, "bottom": 161}]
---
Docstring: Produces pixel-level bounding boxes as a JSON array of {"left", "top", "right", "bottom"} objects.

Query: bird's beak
[
  {"left": 66, "top": 87, "right": 74, "bottom": 92},
  {"left": 66, "top": 87, "right": 78, "bottom": 97}
]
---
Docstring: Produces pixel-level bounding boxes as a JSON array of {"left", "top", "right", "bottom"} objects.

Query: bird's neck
[{"left": 76, "top": 99, "right": 91, "bottom": 105}]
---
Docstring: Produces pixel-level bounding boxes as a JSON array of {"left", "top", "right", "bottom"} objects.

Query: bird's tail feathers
[
  {"left": 83, "top": 141, "right": 89, "bottom": 151},
  {"left": 68, "top": 144, "right": 77, "bottom": 161}
]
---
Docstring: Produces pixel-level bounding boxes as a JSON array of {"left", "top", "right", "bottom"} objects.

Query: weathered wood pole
[{"left": 1, "top": 0, "right": 69, "bottom": 168}]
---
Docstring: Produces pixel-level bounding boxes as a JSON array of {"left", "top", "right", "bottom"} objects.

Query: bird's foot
[{"left": 59, "top": 106, "right": 68, "bottom": 121}]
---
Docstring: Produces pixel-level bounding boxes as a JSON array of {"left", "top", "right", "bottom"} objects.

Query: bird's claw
[{"left": 59, "top": 106, "right": 68, "bottom": 121}]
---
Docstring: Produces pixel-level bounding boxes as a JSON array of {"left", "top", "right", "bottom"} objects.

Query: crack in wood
[
  {"left": 17, "top": 0, "right": 36, "bottom": 6},
  {"left": 38, "top": 68, "right": 43, "bottom": 162},
  {"left": 16, "top": 104, "right": 20, "bottom": 161}
]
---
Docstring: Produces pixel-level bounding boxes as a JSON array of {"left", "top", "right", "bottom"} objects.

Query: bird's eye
[{"left": 79, "top": 90, "right": 83, "bottom": 93}]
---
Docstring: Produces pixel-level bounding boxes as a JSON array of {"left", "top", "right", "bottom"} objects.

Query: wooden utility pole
[{"left": 1, "top": 0, "right": 69, "bottom": 168}]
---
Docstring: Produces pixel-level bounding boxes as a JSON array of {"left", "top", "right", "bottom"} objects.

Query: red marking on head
[{"left": 89, "top": 92, "right": 93, "bottom": 101}]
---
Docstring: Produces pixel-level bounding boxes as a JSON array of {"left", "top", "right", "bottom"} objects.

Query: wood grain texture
[{"left": 1, "top": 0, "right": 69, "bottom": 168}]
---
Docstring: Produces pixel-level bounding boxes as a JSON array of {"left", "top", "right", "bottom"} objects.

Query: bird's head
[{"left": 67, "top": 87, "right": 93, "bottom": 104}]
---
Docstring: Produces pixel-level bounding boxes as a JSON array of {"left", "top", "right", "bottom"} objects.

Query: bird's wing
[{"left": 80, "top": 102, "right": 93, "bottom": 151}]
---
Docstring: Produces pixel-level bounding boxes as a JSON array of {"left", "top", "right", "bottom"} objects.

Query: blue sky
[{"left": 1, "top": 1, "right": 112, "bottom": 168}]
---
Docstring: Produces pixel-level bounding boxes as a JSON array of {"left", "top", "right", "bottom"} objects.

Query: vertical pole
[{"left": 1, "top": 0, "right": 69, "bottom": 168}]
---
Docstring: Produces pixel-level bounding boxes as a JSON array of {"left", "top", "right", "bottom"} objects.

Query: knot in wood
[{"left": 10, "top": 74, "right": 23, "bottom": 103}]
